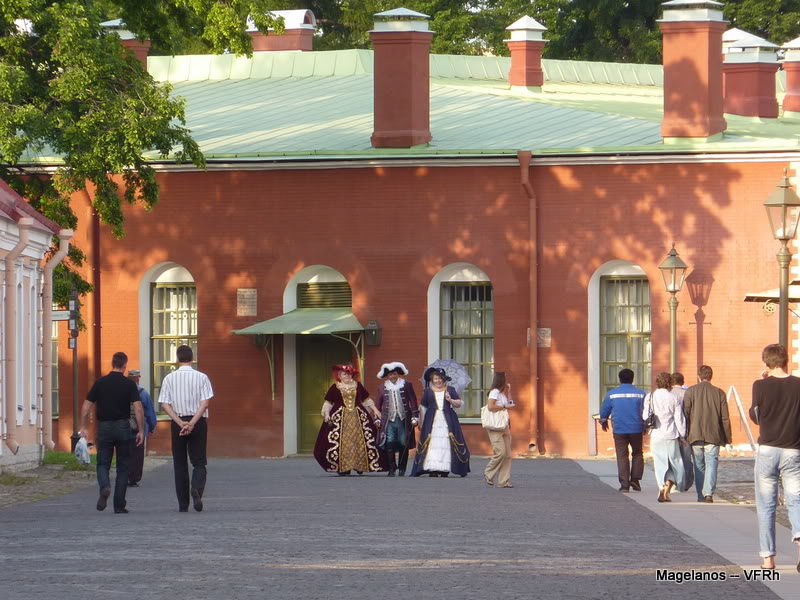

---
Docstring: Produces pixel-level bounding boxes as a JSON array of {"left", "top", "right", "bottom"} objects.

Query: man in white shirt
[{"left": 159, "top": 345, "right": 214, "bottom": 512}]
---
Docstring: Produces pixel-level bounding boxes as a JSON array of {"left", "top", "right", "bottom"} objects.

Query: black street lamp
[
  {"left": 659, "top": 245, "right": 688, "bottom": 373},
  {"left": 764, "top": 171, "right": 800, "bottom": 349}
]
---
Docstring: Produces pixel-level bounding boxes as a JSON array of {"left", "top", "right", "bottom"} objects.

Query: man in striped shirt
[{"left": 159, "top": 345, "right": 214, "bottom": 512}]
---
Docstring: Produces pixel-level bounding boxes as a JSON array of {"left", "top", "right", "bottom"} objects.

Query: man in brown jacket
[{"left": 683, "top": 365, "right": 732, "bottom": 503}]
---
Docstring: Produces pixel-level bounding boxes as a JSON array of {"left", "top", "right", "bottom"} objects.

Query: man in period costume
[{"left": 375, "top": 362, "right": 419, "bottom": 477}]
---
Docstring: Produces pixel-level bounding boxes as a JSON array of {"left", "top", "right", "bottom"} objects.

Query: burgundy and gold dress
[{"left": 313, "top": 381, "right": 386, "bottom": 473}]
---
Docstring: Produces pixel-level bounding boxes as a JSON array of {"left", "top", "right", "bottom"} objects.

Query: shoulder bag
[
  {"left": 644, "top": 392, "right": 656, "bottom": 431},
  {"left": 481, "top": 404, "right": 509, "bottom": 431}
]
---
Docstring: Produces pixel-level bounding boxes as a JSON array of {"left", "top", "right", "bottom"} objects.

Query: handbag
[
  {"left": 643, "top": 393, "right": 656, "bottom": 431},
  {"left": 480, "top": 404, "right": 509, "bottom": 431}
]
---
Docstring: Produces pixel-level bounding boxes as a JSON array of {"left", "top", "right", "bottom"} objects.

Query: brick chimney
[
  {"left": 784, "top": 36, "right": 800, "bottom": 120},
  {"left": 723, "top": 36, "right": 779, "bottom": 118},
  {"left": 369, "top": 8, "right": 434, "bottom": 148},
  {"left": 248, "top": 9, "right": 316, "bottom": 52},
  {"left": 505, "top": 16, "right": 547, "bottom": 91},
  {"left": 658, "top": 0, "right": 727, "bottom": 142},
  {"left": 100, "top": 19, "right": 151, "bottom": 66}
]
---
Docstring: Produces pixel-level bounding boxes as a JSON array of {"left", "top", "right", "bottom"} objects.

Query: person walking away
[
  {"left": 159, "top": 345, "right": 214, "bottom": 512},
  {"left": 599, "top": 368, "right": 647, "bottom": 492},
  {"left": 645, "top": 372, "right": 687, "bottom": 503},
  {"left": 375, "top": 362, "right": 419, "bottom": 477},
  {"left": 671, "top": 373, "right": 686, "bottom": 403},
  {"left": 126, "top": 369, "right": 157, "bottom": 487},
  {"left": 683, "top": 365, "right": 731, "bottom": 503},
  {"left": 749, "top": 344, "right": 800, "bottom": 571},
  {"left": 671, "top": 371, "right": 695, "bottom": 494},
  {"left": 79, "top": 352, "right": 143, "bottom": 513},
  {"left": 483, "top": 372, "right": 515, "bottom": 488}
]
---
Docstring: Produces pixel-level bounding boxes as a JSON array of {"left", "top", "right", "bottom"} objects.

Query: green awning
[{"left": 232, "top": 308, "right": 364, "bottom": 336}]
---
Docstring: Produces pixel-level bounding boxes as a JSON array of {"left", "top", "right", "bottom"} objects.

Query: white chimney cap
[
  {"left": 100, "top": 18, "right": 136, "bottom": 40},
  {"left": 372, "top": 7, "right": 431, "bottom": 32},
  {"left": 662, "top": 0, "right": 723, "bottom": 8},
  {"left": 246, "top": 9, "right": 317, "bottom": 32},
  {"left": 728, "top": 37, "right": 779, "bottom": 50},
  {"left": 784, "top": 36, "right": 800, "bottom": 50},
  {"left": 723, "top": 28, "right": 762, "bottom": 43},
  {"left": 660, "top": 0, "right": 725, "bottom": 22},
  {"left": 374, "top": 8, "right": 430, "bottom": 19},
  {"left": 506, "top": 16, "right": 547, "bottom": 32}
]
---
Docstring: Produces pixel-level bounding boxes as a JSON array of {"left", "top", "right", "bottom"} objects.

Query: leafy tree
[
  {"left": 722, "top": 0, "right": 800, "bottom": 44},
  {"left": 0, "top": 1, "right": 283, "bottom": 305}
]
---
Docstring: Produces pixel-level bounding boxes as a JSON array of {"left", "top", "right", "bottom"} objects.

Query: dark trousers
[
  {"left": 96, "top": 420, "right": 131, "bottom": 510},
  {"left": 398, "top": 445, "right": 410, "bottom": 474},
  {"left": 170, "top": 418, "right": 208, "bottom": 510},
  {"left": 128, "top": 436, "right": 145, "bottom": 484},
  {"left": 613, "top": 433, "right": 644, "bottom": 489}
]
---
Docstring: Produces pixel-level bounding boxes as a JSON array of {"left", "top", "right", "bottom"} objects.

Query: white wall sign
[
  {"left": 537, "top": 328, "right": 552, "bottom": 348},
  {"left": 237, "top": 288, "right": 257, "bottom": 317}
]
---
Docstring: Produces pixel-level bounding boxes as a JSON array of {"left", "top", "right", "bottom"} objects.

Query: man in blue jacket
[
  {"left": 127, "top": 369, "right": 157, "bottom": 487},
  {"left": 600, "top": 368, "right": 647, "bottom": 492}
]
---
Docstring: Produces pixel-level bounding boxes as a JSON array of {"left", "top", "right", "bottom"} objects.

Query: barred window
[
  {"left": 440, "top": 282, "right": 494, "bottom": 418},
  {"left": 151, "top": 283, "right": 197, "bottom": 404},
  {"left": 600, "top": 277, "right": 651, "bottom": 399}
]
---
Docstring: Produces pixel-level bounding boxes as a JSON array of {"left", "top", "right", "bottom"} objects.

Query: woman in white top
[
  {"left": 484, "top": 372, "right": 515, "bottom": 488},
  {"left": 644, "top": 372, "right": 687, "bottom": 502}
]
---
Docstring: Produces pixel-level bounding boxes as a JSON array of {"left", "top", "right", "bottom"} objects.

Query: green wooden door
[{"left": 297, "top": 335, "right": 354, "bottom": 453}]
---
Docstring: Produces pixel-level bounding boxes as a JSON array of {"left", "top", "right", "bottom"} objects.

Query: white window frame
[
  {"left": 427, "top": 263, "right": 491, "bottom": 421},
  {"left": 587, "top": 260, "right": 648, "bottom": 456}
]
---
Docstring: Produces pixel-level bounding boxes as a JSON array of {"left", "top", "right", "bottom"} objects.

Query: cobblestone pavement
[
  {"left": 713, "top": 458, "right": 791, "bottom": 530},
  {"left": 0, "top": 457, "right": 168, "bottom": 510},
  {"left": 0, "top": 458, "right": 783, "bottom": 600}
]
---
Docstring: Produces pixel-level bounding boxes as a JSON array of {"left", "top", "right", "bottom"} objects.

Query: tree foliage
[
  {"left": 277, "top": 0, "right": 800, "bottom": 63},
  {"left": 0, "top": 1, "right": 282, "bottom": 305},
  {"left": 723, "top": 0, "right": 800, "bottom": 44}
]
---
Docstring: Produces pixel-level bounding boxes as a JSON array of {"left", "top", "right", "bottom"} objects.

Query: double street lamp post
[
  {"left": 764, "top": 171, "right": 800, "bottom": 349},
  {"left": 659, "top": 245, "right": 688, "bottom": 374}
]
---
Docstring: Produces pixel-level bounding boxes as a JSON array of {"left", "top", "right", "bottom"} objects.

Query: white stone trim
[
  {"left": 281, "top": 265, "right": 347, "bottom": 456},
  {"left": 137, "top": 262, "right": 196, "bottom": 395},
  {"left": 426, "top": 263, "right": 490, "bottom": 365},
  {"left": 587, "top": 260, "right": 647, "bottom": 455}
]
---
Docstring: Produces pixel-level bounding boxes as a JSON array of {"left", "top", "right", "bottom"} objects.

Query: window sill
[{"left": 459, "top": 417, "right": 481, "bottom": 424}]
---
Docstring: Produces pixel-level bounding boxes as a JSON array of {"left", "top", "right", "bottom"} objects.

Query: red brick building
[{"left": 43, "top": 4, "right": 800, "bottom": 458}]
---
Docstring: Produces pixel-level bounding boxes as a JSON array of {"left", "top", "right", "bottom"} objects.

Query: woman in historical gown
[
  {"left": 411, "top": 367, "right": 470, "bottom": 477},
  {"left": 313, "top": 364, "right": 386, "bottom": 475}
]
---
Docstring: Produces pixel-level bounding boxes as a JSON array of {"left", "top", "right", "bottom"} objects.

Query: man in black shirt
[
  {"left": 750, "top": 344, "right": 800, "bottom": 571},
  {"left": 80, "top": 352, "right": 143, "bottom": 513}
]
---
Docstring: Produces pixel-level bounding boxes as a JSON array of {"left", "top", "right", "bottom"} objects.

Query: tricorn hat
[{"left": 377, "top": 362, "right": 409, "bottom": 379}]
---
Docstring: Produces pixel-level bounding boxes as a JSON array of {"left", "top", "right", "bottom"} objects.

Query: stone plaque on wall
[
  {"left": 237, "top": 288, "right": 257, "bottom": 317},
  {"left": 537, "top": 328, "right": 552, "bottom": 348}
]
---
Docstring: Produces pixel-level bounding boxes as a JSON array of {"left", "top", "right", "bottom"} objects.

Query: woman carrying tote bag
[{"left": 482, "top": 372, "right": 515, "bottom": 488}]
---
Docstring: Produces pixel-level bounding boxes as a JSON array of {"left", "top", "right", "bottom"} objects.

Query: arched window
[
  {"left": 139, "top": 263, "right": 196, "bottom": 403},
  {"left": 587, "top": 260, "right": 651, "bottom": 454},
  {"left": 428, "top": 263, "right": 493, "bottom": 418}
]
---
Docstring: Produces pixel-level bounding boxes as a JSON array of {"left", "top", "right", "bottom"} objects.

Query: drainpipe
[
  {"left": 3, "top": 217, "right": 33, "bottom": 454},
  {"left": 41, "top": 230, "right": 74, "bottom": 450},
  {"left": 90, "top": 206, "right": 101, "bottom": 383},
  {"left": 518, "top": 151, "right": 540, "bottom": 454}
]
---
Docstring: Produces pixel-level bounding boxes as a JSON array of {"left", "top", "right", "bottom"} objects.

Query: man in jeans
[
  {"left": 683, "top": 365, "right": 731, "bottom": 503},
  {"left": 750, "top": 344, "right": 800, "bottom": 571},
  {"left": 80, "top": 352, "right": 143, "bottom": 513},
  {"left": 600, "top": 369, "right": 647, "bottom": 492},
  {"left": 159, "top": 345, "right": 214, "bottom": 512}
]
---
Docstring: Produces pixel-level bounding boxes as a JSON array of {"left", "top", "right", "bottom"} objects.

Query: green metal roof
[
  {"left": 232, "top": 308, "right": 364, "bottom": 335},
  {"left": 19, "top": 50, "right": 799, "bottom": 165}
]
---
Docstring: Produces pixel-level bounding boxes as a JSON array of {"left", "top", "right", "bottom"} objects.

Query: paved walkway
[
  {"left": 578, "top": 460, "right": 798, "bottom": 599},
  {"left": 0, "top": 458, "right": 790, "bottom": 599}
]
